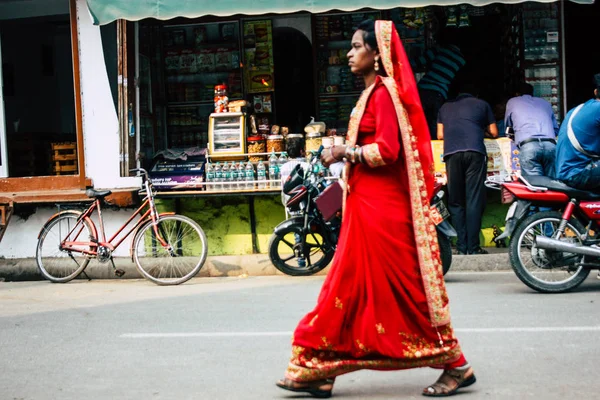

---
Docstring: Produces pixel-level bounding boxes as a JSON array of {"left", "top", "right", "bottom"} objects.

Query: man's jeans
[
  {"left": 519, "top": 141, "right": 557, "bottom": 236},
  {"left": 519, "top": 141, "right": 556, "bottom": 178},
  {"left": 564, "top": 160, "right": 600, "bottom": 191}
]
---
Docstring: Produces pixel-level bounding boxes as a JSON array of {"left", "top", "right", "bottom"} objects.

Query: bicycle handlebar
[{"left": 129, "top": 168, "right": 149, "bottom": 180}]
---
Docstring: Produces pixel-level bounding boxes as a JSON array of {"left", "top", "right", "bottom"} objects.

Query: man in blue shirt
[
  {"left": 555, "top": 73, "right": 600, "bottom": 190},
  {"left": 415, "top": 32, "right": 466, "bottom": 140},
  {"left": 505, "top": 82, "right": 559, "bottom": 177},
  {"left": 437, "top": 83, "right": 498, "bottom": 255}
]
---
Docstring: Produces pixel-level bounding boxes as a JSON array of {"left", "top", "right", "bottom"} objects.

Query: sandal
[
  {"left": 276, "top": 377, "right": 335, "bottom": 398},
  {"left": 422, "top": 364, "right": 476, "bottom": 397}
]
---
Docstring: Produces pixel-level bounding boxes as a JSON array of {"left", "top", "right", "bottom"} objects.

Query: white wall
[
  {"left": 0, "top": 0, "right": 145, "bottom": 258},
  {"left": 75, "top": 0, "right": 140, "bottom": 189}
]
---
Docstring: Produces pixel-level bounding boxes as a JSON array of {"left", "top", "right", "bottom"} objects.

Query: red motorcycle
[{"left": 488, "top": 174, "right": 600, "bottom": 293}]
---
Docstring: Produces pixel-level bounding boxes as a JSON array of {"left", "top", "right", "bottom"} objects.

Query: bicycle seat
[
  {"left": 85, "top": 188, "right": 112, "bottom": 199},
  {"left": 523, "top": 175, "right": 600, "bottom": 200}
]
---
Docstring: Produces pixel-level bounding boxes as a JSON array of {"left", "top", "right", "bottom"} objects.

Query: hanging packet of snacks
[
  {"left": 458, "top": 5, "right": 471, "bottom": 28},
  {"left": 446, "top": 7, "right": 458, "bottom": 28}
]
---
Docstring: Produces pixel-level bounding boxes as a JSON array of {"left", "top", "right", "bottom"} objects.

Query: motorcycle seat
[{"left": 523, "top": 175, "right": 600, "bottom": 200}]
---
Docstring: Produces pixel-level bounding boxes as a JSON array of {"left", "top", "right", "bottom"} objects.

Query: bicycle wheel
[
  {"left": 133, "top": 215, "right": 208, "bottom": 285},
  {"left": 36, "top": 211, "right": 95, "bottom": 283}
]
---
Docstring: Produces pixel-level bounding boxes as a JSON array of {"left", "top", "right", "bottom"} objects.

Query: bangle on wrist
[{"left": 345, "top": 146, "right": 355, "bottom": 163}]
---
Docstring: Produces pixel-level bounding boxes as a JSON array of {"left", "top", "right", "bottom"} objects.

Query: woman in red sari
[{"left": 276, "top": 20, "right": 476, "bottom": 398}]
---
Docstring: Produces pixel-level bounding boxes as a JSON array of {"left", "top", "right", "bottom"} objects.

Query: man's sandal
[
  {"left": 276, "top": 377, "right": 335, "bottom": 398},
  {"left": 422, "top": 364, "right": 476, "bottom": 397}
]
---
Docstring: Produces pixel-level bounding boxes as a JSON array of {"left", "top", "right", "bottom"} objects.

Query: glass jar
[
  {"left": 285, "top": 134, "right": 304, "bottom": 155},
  {"left": 247, "top": 136, "right": 266, "bottom": 162},
  {"left": 321, "top": 136, "right": 333, "bottom": 149},
  {"left": 305, "top": 132, "right": 322, "bottom": 154},
  {"left": 333, "top": 135, "right": 346, "bottom": 146},
  {"left": 266, "top": 134, "right": 285, "bottom": 153},
  {"left": 214, "top": 84, "right": 229, "bottom": 113}
]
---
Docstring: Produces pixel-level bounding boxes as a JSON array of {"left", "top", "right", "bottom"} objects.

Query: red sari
[{"left": 284, "top": 21, "right": 466, "bottom": 383}]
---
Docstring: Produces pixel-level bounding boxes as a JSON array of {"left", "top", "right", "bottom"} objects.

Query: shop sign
[{"left": 546, "top": 31, "right": 559, "bottom": 43}]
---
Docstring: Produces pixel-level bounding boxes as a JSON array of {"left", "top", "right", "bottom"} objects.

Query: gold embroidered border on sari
[
  {"left": 361, "top": 143, "right": 386, "bottom": 167},
  {"left": 286, "top": 343, "right": 462, "bottom": 382}
]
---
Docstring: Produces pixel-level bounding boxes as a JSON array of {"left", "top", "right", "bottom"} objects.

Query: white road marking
[{"left": 120, "top": 326, "right": 600, "bottom": 338}]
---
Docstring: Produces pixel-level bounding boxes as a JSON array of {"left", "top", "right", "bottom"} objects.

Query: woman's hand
[{"left": 321, "top": 145, "right": 345, "bottom": 168}]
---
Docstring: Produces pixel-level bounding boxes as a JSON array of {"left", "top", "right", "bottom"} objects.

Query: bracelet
[
  {"left": 344, "top": 145, "right": 355, "bottom": 163},
  {"left": 343, "top": 145, "right": 363, "bottom": 164},
  {"left": 357, "top": 147, "right": 363, "bottom": 164}
]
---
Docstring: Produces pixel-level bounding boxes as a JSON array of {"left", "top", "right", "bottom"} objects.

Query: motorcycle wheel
[
  {"left": 268, "top": 221, "right": 335, "bottom": 276},
  {"left": 437, "top": 231, "right": 453, "bottom": 275},
  {"left": 509, "top": 211, "right": 590, "bottom": 293}
]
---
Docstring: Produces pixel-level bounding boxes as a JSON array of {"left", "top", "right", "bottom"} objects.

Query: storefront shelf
[{"left": 155, "top": 188, "right": 281, "bottom": 198}]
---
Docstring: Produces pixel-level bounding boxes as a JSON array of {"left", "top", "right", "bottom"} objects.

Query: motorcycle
[
  {"left": 268, "top": 149, "right": 456, "bottom": 276},
  {"left": 487, "top": 173, "right": 600, "bottom": 293}
]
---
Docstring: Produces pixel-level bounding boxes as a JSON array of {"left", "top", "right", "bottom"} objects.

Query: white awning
[{"left": 86, "top": 0, "right": 595, "bottom": 25}]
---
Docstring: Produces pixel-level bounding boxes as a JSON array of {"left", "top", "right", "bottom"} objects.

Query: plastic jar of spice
[
  {"left": 266, "top": 134, "right": 285, "bottom": 153},
  {"left": 305, "top": 132, "right": 322, "bottom": 155},
  {"left": 247, "top": 136, "right": 266, "bottom": 162},
  {"left": 214, "top": 84, "right": 229, "bottom": 113}
]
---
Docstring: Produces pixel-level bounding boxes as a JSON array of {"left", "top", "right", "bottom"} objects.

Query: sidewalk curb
[{"left": 0, "top": 252, "right": 510, "bottom": 282}]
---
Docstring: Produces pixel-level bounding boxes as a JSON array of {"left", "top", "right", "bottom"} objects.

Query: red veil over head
[{"left": 375, "top": 20, "right": 435, "bottom": 200}]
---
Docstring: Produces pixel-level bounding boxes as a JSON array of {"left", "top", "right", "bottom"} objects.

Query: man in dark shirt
[{"left": 437, "top": 84, "right": 498, "bottom": 255}]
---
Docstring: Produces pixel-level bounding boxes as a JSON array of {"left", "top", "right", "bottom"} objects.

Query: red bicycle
[{"left": 36, "top": 168, "right": 208, "bottom": 285}]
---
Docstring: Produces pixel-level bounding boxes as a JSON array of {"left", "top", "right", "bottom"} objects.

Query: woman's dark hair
[{"left": 357, "top": 19, "right": 378, "bottom": 52}]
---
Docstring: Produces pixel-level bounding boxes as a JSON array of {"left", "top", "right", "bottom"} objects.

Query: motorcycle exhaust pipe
[{"left": 535, "top": 236, "right": 600, "bottom": 258}]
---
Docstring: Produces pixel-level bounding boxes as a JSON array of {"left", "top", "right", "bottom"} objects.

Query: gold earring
[{"left": 374, "top": 57, "right": 379, "bottom": 72}]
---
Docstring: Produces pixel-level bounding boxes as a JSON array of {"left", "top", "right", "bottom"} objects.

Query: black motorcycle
[{"left": 268, "top": 155, "right": 455, "bottom": 276}]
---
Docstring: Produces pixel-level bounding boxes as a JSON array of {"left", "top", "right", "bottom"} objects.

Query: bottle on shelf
[
  {"left": 257, "top": 160, "right": 267, "bottom": 189},
  {"left": 238, "top": 161, "right": 246, "bottom": 190},
  {"left": 230, "top": 162, "right": 239, "bottom": 190},
  {"left": 205, "top": 160, "right": 214, "bottom": 191},
  {"left": 214, "top": 162, "right": 223, "bottom": 191},
  {"left": 222, "top": 161, "right": 231, "bottom": 190},
  {"left": 245, "top": 161, "right": 255, "bottom": 190},
  {"left": 268, "top": 151, "right": 279, "bottom": 188},
  {"left": 276, "top": 151, "right": 288, "bottom": 188}
]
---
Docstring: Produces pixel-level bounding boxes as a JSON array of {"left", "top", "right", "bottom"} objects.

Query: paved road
[{"left": 1, "top": 272, "right": 599, "bottom": 400}]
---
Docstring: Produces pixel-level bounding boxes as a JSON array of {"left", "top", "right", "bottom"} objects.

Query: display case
[
  {"left": 162, "top": 21, "right": 244, "bottom": 148},
  {"left": 314, "top": 11, "right": 381, "bottom": 134},
  {"left": 521, "top": 2, "right": 562, "bottom": 121},
  {"left": 208, "top": 112, "right": 246, "bottom": 158}
]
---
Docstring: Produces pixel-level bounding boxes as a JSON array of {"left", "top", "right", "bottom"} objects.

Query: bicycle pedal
[{"left": 114, "top": 269, "right": 125, "bottom": 278}]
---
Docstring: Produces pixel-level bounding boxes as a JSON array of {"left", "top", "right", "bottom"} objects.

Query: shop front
[
  {"left": 0, "top": 0, "right": 595, "bottom": 259},
  {"left": 82, "top": 0, "right": 597, "bottom": 254}
]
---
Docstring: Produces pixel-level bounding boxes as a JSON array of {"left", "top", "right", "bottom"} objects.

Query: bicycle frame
[{"left": 58, "top": 178, "right": 174, "bottom": 257}]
